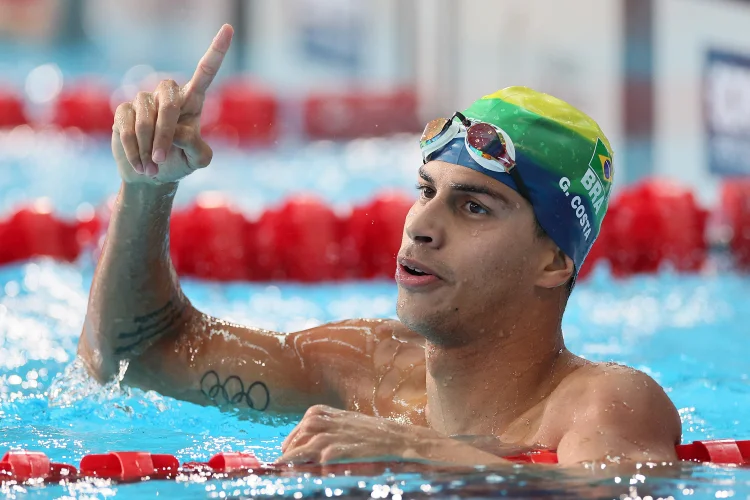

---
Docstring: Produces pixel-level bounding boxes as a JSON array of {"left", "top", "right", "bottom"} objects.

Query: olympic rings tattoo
[{"left": 200, "top": 370, "right": 270, "bottom": 411}]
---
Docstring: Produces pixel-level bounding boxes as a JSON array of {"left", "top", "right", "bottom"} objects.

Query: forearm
[
  {"left": 419, "top": 436, "right": 509, "bottom": 467},
  {"left": 79, "top": 182, "right": 192, "bottom": 381}
]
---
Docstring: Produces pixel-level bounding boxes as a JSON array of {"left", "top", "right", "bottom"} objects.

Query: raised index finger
[{"left": 187, "top": 24, "right": 234, "bottom": 96}]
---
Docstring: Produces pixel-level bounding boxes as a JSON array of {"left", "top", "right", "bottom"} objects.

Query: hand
[
  {"left": 111, "top": 24, "right": 234, "bottom": 185},
  {"left": 279, "top": 405, "right": 436, "bottom": 466}
]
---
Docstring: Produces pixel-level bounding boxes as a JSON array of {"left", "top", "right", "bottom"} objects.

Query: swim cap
[{"left": 428, "top": 86, "right": 614, "bottom": 274}]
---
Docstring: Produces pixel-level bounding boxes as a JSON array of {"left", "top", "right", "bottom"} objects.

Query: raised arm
[
  {"left": 77, "top": 25, "right": 422, "bottom": 416},
  {"left": 78, "top": 24, "right": 236, "bottom": 383}
]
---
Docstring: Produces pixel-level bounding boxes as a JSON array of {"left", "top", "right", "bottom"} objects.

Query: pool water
[{"left": 1, "top": 133, "right": 750, "bottom": 498}]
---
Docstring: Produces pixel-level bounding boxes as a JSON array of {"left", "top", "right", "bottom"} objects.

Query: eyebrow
[
  {"left": 418, "top": 166, "right": 510, "bottom": 204},
  {"left": 418, "top": 166, "right": 435, "bottom": 184}
]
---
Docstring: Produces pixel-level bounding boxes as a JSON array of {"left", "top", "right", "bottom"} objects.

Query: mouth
[
  {"left": 398, "top": 258, "right": 439, "bottom": 278},
  {"left": 402, "top": 263, "right": 430, "bottom": 277},
  {"left": 395, "top": 258, "right": 443, "bottom": 290}
]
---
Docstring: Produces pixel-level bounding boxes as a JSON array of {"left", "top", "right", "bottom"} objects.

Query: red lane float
[
  {"left": 0, "top": 205, "right": 78, "bottom": 265},
  {"left": 0, "top": 450, "right": 262, "bottom": 484},
  {"left": 722, "top": 178, "right": 750, "bottom": 270},
  {"left": 0, "top": 202, "right": 102, "bottom": 266},
  {"left": 0, "top": 89, "right": 27, "bottom": 128},
  {"left": 170, "top": 196, "right": 256, "bottom": 281},
  {"left": 0, "top": 451, "right": 76, "bottom": 483},
  {"left": 80, "top": 452, "right": 178, "bottom": 481},
  {"left": 256, "top": 197, "right": 342, "bottom": 282},
  {"left": 607, "top": 180, "right": 708, "bottom": 276},
  {"left": 204, "top": 452, "right": 261, "bottom": 473},
  {"left": 202, "top": 79, "right": 278, "bottom": 146},
  {"left": 510, "top": 439, "right": 750, "bottom": 466},
  {"left": 304, "top": 88, "right": 420, "bottom": 140},
  {"left": 4, "top": 178, "right": 750, "bottom": 281},
  {"left": 52, "top": 82, "right": 114, "bottom": 134},
  {"left": 1, "top": 440, "right": 748, "bottom": 485},
  {"left": 341, "top": 192, "right": 412, "bottom": 279}
]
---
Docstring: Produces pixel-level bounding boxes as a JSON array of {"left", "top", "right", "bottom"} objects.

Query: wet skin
[{"left": 77, "top": 24, "right": 682, "bottom": 468}]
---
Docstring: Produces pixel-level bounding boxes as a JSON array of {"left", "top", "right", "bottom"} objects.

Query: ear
[{"left": 536, "top": 245, "right": 575, "bottom": 289}]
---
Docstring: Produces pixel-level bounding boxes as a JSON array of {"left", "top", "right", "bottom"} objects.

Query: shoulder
[{"left": 547, "top": 362, "right": 682, "bottom": 444}]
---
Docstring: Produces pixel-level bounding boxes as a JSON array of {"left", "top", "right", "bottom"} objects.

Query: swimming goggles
[{"left": 419, "top": 112, "right": 532, "bottom": 201}]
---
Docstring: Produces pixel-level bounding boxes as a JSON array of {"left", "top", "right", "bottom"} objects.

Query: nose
[{"left": 404, "top": 200, "right": 444, "bottom": 249}]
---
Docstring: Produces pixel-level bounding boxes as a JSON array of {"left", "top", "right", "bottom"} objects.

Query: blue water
[{"left": 1, "top": 133, "right": 750, "bottom": 498}]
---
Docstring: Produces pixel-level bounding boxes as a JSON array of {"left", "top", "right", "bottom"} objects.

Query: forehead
[{"left": 420, "top": 160, "right": 526, "bottom": 204}]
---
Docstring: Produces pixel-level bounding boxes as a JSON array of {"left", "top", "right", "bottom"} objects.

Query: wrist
[
  {"left": 120, "top": 181, "right": 178, "bottom": 203},
  {"left": 418, "top": 433, "right": 508, "bottom": 467},
  {"left": 117, "top": 182, "right": 179, "bottom": 220}
]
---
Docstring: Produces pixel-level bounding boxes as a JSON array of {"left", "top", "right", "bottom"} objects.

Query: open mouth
[{"left": 402, "top": 264, "right": 431, "bottom": 277}]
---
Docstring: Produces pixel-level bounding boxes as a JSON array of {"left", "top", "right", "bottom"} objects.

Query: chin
[{"left": 396, "top": 291, "right": 456, "bottom": 345}]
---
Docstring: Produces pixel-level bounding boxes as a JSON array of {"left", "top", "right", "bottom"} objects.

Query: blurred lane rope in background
[
  {"left": 2, "top": 1, "right": 750, "bottom": 499},
  {"left": 2, "top": 0, "right": 750, "bottom": 279}
]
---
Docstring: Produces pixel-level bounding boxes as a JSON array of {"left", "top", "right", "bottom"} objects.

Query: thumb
[{"left": 173, "top": 124, "right": 213, "bottom": 169}]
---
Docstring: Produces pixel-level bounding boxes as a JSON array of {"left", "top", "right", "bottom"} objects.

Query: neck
[{"left": 425, "top": 309, "right": 568, "bottom": 438}]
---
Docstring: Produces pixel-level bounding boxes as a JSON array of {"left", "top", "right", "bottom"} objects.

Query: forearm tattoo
[
  {"left": 200, "top": 370, "right": 270, "bottom": 411},
  {"left": 114, "top": 300, "right": 186, "bottom": 355}
]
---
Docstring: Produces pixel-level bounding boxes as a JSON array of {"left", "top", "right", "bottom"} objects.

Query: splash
[{"left": 47, "top": 357, "right": 130, "bottom": 408}]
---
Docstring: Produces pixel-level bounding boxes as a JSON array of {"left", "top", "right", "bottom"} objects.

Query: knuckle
[
  {"left": 320, "top": 444, "right": 344, "bottom": 463},
  {"left": 134, "top": 120, "right": 153, "bottom": 135},
  {"left": 198, "top": 147, "right": 213, "bottom": 167},
  {"left": 159, "top": 78, "right": 178, "bottom": 88},
  {"left": 135, "top": 91, "right": 151, "bottom": 103},
  {"left": 154, "top": 127, "right": 174, "bottom": 141},
  {"left": 303, "top": 414, "right": 326, "bottom": 428},
  {"left": 115, "top": 102, "right": 133, "bottom": 115},
  {"left": 161, "top": 100, "right": 180, "bottom": 112},
  {"left": 297, "top": 420, "right": 311, "bottom": 432},
  {"left": 120, "top": 130, "right": 136, "bottom": 143},
  {"left": 308, "top": 432, "right": 333, "bottom": 447},
  {"left": 198, "top": 61, "right": 218, "bottom": 77},
  {"left": 305, "top": 406, "right": 328, "bottom": 420},
  {"left": 307, "top": 405, "right": 329, "bottom": 416},
  {"left": 155, "top": 80, "right": 180, "bottom": 106},
  {"left": 304, "top": 406, "right": 321, "bottom": 418},
  {"left": 299, "top": 416, "right": 328, "bottom": 434}
]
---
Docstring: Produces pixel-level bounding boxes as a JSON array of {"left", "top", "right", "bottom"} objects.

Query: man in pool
[{"left": 78, "top": 24, "right": 681, "bottom": 467}]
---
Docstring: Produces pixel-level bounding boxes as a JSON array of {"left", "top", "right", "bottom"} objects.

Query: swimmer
[{"left": 78, "top": 24, "right": 681, "bottom": 467}]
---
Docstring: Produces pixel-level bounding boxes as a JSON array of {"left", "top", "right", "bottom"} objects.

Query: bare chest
[{"left": 362, "top": 336, "right": 428, "bottom": 426}]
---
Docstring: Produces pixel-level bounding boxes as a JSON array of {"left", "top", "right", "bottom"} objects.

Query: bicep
[
  {"left": 123, "top": 315, "right": 394, "bottom": 414},
  {"left": 124, "top": 312, "right": 341, "bottom": 413}
]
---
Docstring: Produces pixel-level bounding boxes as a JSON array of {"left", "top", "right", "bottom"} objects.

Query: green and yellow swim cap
[{"left": 427, "top": 86, "right": 615, "bottom": 273}]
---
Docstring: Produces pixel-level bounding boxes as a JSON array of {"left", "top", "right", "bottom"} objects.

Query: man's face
[{"left": 395, "top": 161, "right": 545, "bottom": 345}]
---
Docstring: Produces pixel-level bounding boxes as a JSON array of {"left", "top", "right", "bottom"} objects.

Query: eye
[
  {"left": 464, "top": 201, "right": 488, "bottom": 215},
  {"left": 416, "top": 184, "right": 436, "bottom": 199}
]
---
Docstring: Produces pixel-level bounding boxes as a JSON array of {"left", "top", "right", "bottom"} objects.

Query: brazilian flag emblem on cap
[{"left": 592, "top": 138, "right": 613, "bottom": 182}]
